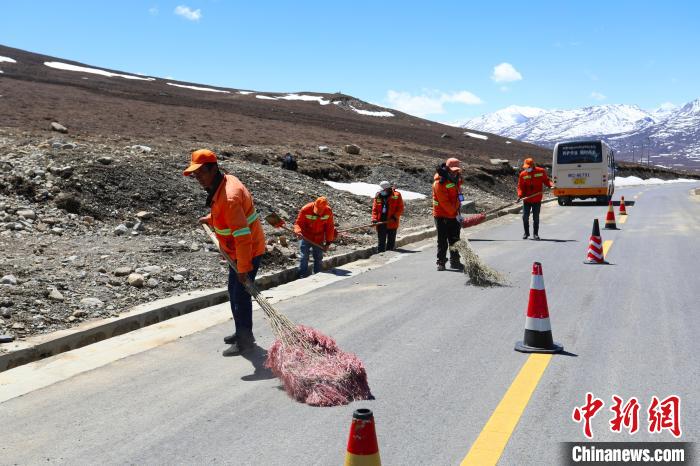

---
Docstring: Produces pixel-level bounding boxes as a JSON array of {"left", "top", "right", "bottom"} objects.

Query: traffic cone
[
  {"left": 619, "top": 196, "right": 627, "bottom": 215},
  {"left": 515, "top": 262, "right": 563, "bottom": 354},
  {"left": 584, "top": 219, "right": 607, "bottom": 264},
  {"left": 604, "top": 200, "right": 618, "bottom": 229},
  {"left": 344, "top": 409, "right": 381, "bottom": 466}
]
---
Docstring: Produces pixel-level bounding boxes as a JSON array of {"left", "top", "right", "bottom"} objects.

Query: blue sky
[{"left": 2, "top": 1, "right": 699, "bottom": 123}]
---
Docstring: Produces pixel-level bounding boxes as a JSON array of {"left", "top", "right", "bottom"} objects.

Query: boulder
[
  {"left": 344, "top": 144, "right": 361, "bottom": 155},
  {"left": 50, "top": 122, "right": 68, "bottom": 133},
  {"left": 127, "top": 273, "right": 145, "bottom": 288}
]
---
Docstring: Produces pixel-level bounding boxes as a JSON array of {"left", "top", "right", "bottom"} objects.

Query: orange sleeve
[
  {"left": 395, "top": 192, "right": 404, "bottom": 218},
  {"left": 221, "top": 193, "right": 254, "bottom": 273},
  {"left": 517, "top": 173, "right": 525, "bottom": 198},
  {"left": 325, "top": 210, "right": 336, "bottom": 242},
  {"left": 294, "top": 206, "right": 306, "bottom": 235},
  {"left": 371, "top": 196, "right": 381, "bottom": 222}
]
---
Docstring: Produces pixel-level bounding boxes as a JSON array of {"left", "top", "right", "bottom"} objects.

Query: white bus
[{"left": 552, "top": 140, "right": 615, "bottom": 206}]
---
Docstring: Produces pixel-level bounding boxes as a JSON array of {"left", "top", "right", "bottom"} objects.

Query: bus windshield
[{"left": 557, "top": 142, "right": 602, "bottom": 164}]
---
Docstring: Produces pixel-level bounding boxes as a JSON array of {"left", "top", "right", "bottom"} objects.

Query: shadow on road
[
  {"left": 534, "top": 238, "right": 578, "bottom": 243},
  {"left": 327, "top": 268, "right": 352, "bottom": 277},
  {"left": 240, "top": 344, "right": 275, "bottom": 381},
  {"left": 393, "top": 248, "right": 420, "bottom": 254},
  {"left": 557, "top": 350, "right": 579, "bottom": 357}
]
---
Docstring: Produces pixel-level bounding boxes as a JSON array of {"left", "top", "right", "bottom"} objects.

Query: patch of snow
[
  {"left": 166, "top": 82, "right": 230, "bottom": 93},
  {"left": 0, "top": 56, "right": 17, "bottom": 64},
  {"left": 348, "top": 105, "right": 394, "bottom": 117},
  {"left": 614, "top": 176, "right": 698, "bottom": 187},
  {"left": 279, "top": 94, "right": 331, "bottom": 105},
  {"left": 44, "top": 62, "right": 155, "bottom": 81},
  {"left": 256, "top": 95, "right": 278, "bottom": 100},
  {"left": 323, "top": 181, "right": 426, "bottom": 200},
  {"left": 237, "top": 91, "right": 253, "bottom": 95},
  {"left": 505, "top": 141, "right": 512, "bottom": 144},
  {"left": 464, "top": 131, "right": 488, "bottom": 140}
]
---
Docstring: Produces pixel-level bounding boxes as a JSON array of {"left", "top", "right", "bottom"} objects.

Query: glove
[
  {"left": 371, "top": 220, "right": 378, "bottom": 224},
  {"left": 391, "top": 216, "right": 398, "bottom": 222}
]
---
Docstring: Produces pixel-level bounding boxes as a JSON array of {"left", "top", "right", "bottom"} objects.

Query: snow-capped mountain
[{"left": 461, "top": 100, "right": 700, "bottom": 170}]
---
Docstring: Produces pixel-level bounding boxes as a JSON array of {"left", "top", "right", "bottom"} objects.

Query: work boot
[
  {"left": 222, "top": 330, "right": 255, "bottom": 356},
  {"left": 436, "top": 260, "right": 446, "bottom": 271},
  {"left": 450, "top": 259, "right": 464, "bottom": 271},
  {"left": 223, "top": 333, "right": 237, "bottom": 345},
  {"left": 522, "top": 233, "right": 529, "bottom": 240},
  {"left": 533, "top": 234, "right": 541, "bottom": 241}
]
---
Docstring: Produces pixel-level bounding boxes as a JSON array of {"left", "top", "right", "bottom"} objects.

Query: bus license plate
[{"left": 573, "top": 178, "right": 586, "bottom": 185}]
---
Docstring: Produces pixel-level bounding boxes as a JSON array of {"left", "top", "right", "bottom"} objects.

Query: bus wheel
[
  {"left": 596, "top": 195, "right": 609, "bottom": 205},
  {"left": 557, "top": 197, "right": 565, "bottom": 206}
]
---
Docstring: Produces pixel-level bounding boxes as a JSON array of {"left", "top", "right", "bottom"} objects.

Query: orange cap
[
  {"left": 183, "top": 149, "right": 218, "bottom": 176},
  {"left": 522, "top": 157, "right": 535, "bottom": 168},
  {"left": 446, "top": 157, "right": 461, "bottom": 172},
  {"left": 314, "top": 196, "right": 329, "bottom": 213}
]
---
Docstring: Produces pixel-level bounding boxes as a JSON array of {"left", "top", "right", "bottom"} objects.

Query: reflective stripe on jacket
[
  {"left": 517, "top": 167, "right": 553, "bottom": 203},
  {"left": 205, "top": 174, "right": 266, "bottom": 273},
  {"left": 294, "top": 202, "right": 336, "bottom": 244},
  {"left": 432, "top": 173, "right": 462, "bottom": 218},
  {"left": 371, "top": 189, "right": 404, "bottom": 229}
]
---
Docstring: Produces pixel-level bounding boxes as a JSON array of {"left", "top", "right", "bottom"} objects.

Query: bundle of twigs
[
  {"left": 450, "top": 239, "right": 507, "bottom": 287},
  {"left": 202, "top": 224, "right": 372, "bottom": 406}
]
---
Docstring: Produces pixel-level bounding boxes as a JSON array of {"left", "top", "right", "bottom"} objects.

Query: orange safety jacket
[
  {"left": 294, "top": 202, "right": 337, "bottom": 245},
  {"left": 203, "top": 174, "right": 266, "bottom": 273},
  {"left": 371, "top": 188, "right": 404, "bottom": 229},
  {"left": 432, "top": 173, "right": 462, "bottom": 218},
  {"left": 517, "top": 167, "right": 553, "bottom": 204}
]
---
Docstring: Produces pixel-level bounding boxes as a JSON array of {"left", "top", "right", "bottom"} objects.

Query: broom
[
  {"left": 450, "top": 239, "right": 506, "bottom": 287},
  {"left": 202, "top": 223, "right": 372, "bottom": 406}
]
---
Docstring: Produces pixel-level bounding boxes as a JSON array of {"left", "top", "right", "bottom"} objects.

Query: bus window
[{"left": 556, "top": 142, "right": 603, "bottom": 164}]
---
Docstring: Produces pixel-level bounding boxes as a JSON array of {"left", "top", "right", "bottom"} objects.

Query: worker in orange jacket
[
  {"left": 294, "top": 197, "right": 336, "bottom": 277},
  {"left": 184, "top": 149, "right": 266, "bottom": 356},
  {"left": 432, "top": 157, "right": 464, "bottom": 271},
  {"left": 371, "top": 181, "right": 404, "bottom": 252},
  {"left": 517, "top": 157, "right": 553, "bottom": 240}
]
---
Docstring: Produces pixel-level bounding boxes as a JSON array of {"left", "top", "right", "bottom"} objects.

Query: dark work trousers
[
  {"left": 435, "top": 217, "right": 461, "bottom": 264},
  {"left": 227, "top": 254, "right": 263, "bottom": 334},
  {"left": 522, "top": 202, "right": 542, "bottom": 235},
  {"left": 377, "top": 224, "right": 397, "bottom": 252}
]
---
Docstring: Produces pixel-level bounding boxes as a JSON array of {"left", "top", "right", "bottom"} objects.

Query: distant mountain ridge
[{"left": 461, "top": 101, "right": 700, "bottom": 171}]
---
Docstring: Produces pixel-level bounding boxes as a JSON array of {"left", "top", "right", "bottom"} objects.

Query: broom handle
[
  {"left": 482, "top": 191, "right": 544, "bottom": 216},
  {"left": 202, "top": 224, "right": 260, "bottom": 294},
  {"left": 337, "top": 221, "right": 387, "bottom": 234},
  {"left": 278, "top": 224, "right": 327, "bottom": 250}
]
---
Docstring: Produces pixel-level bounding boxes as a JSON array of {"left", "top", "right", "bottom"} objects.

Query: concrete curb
[{"left": 0, "top": 226, "right": 438, "bottom": 373}]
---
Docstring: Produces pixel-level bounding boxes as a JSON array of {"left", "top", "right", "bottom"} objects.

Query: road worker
[
  {"left": 517, "top": 157, "right": 553, "bottom": 240},
  {"left": 294, "top": 196, "right": 336, "bottom": 277},
  {"left": 432, "top": 157, "right": 464, "bottom": 271},
  {"left": 184, "top": 149, "right": 266, "bottom": 356},
  {"left": 371, "top": 181, "right": 404, "bottom": 252}
]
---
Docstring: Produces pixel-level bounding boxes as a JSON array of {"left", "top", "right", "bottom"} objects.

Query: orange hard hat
[
  {"left": 522, "top": 157, "right": 535, "bottom": 168},
  {"left": 445, "top": 157, "right": 461, "bottom": 172},
  {"left": 183, "top": 149, "right": 218, "bottom": 176},
  {"left": 314, "top": 196, "right": 329, "bottom": 213}
]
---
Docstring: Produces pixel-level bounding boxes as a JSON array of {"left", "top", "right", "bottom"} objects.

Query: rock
[
  {"left": 0, "top": 297, "right": 13, "bottom": 307},
  {"left": 55, "top": 193, "right": 81, "bottom": 213},
  {"left": 108, "top": 278, "right": 123, "bottom": 287},
  {"left": 380, "top": 154, "right": 393, "bottom": 158},
  {"left": 48, "top": 288, "right": 65, "bottom": 301},
  {"left": 136, "top": 265, "right": 161, "bottom": 275},
  {"left": 124, "top": 220, "right": 135, "bottom": 228},
  {"left": 72, "top": 309, "right": 87, "bottom": 317},
  {"left": 1, "top": 307, "right": 12, "bottom": 318},
  {"left": 113, "top": 224, "right": 128, "bottom": 236},
  {"left": 189, "top": 242, "right": 200, "bottom": 252},
  {"left": 17, "top": 209, "right": 36, "bottom": 220},
  {"left": 146, "top": 278, "right": 159, "bottom": 288},
  {"left": 131, "top": 145, "right": 152, "bottom": 153},
  {"left": 97, "top": 156, "right": 113, "bottom": 165},
  {"left": 441, "top": 133, "right": 452, "bottom": 139},
  {"left": 62, "top": 143, "right": 76, "bottom": 150},
  {"left": 50, "top": 227, "right": 64, "bottom": 235},
  {"left": 318, "top": 145, "right": 329, "bottom": 153},
  {"left": 113, "top": 266, "right": 133, "bottom": 276},
  {"left": 136, "top": 211, "right": 153, "bottom": 220},
  {"left": 12, "top": 322, "right": 25, "bottom": 330},
  {"left": 173, "top": 267, "right": 189, "bottom": 276},
  {"left": 344, "top": 144, "right": 361, "bottom": 155},
  {"left": 172, "top": 274, "right": 185, "bottom": 282},
  {"left": 0, "top": 334, "right": 14, "bottom": 343},
  {"left": 50, "top": 122, "right": 68, "bottom": 133},
  {"left": 1, "top": 275, "right": 17, "bottom": 285},
  {"left": 133, "top": 221, "right": 145, "bottom": 232},
  {"left": 80, "top": 298, "right": 104, "bottom": 308},
  {"left": 279, "top": 235, "right": 288, "bottom": 247},
  {"left": 97, "top": 266, "right": 107, "bottom": 273},
  {"left": 127, "top": 273, "right": 145, "bottom": 288}
]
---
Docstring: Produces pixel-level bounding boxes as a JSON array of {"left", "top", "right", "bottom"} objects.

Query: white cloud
[
  {"left": 385, "top": 90, "right": 482, "bottom": 117},
  {"left": 491, "top": 63, "right": 522, "bottom": 83},
  {"left": 590, "top": 91, "right": 607, "bottom": 101},
  {"left": 174, "top": 5, "right": 202, "bottom": 21},
  {"left": 500, "top": 86, "right": 510, "bottom": 93},
  {"left": 148, "top": 7, "right": 159, "bottom": 15}
]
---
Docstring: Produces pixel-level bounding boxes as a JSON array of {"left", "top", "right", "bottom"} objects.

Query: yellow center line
[
  {"left": 461, "top": 354, "right": 552, "bottom": 465},
  {"left": 618, "top": 215, "right": 627, "bottom": 224},
  {"left": 603, "top": 239, "right": 613, "bottom": 258}
]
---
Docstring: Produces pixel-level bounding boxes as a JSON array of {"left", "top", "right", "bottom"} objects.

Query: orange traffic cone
[
  {"left": 604, "top": 200, "right": 618, "bottom": 229},
  {"left": 345, "top": 409, "right": 381, "bottom": 466},
  {"left": 584, "top": 219, "right": 607, "bottom": 264},
  {"left": 619, "top": 196, "right": 628, "bottom": 215},
  {"left": 515, "top": 262, "right": 563, "bottom": 354}
]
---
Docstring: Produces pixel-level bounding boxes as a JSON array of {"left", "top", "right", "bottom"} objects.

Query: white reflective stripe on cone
[
  {"left": 530, "top": 274, "right": 545, "bottom": 291},
  {"left": 588, "top": 250, "right": 603, "bottom": 259},
  {"left": 525, "top": 317, "right": 552, "bottom": 332},
  {"left": 589, "top": 239, "right": 602, "bottom": 248}
]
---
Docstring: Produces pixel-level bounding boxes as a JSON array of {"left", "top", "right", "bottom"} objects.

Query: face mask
[
  {"left": 527, "top": 167, "right": 533, "bottom": 173},
  {"left": 380, "top": 190, "right": 390, "bottom": 197}
]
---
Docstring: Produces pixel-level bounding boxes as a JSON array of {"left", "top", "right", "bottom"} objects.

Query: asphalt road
[{"left": 2, "top": 182, "right": 699, "bottom": 465}]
